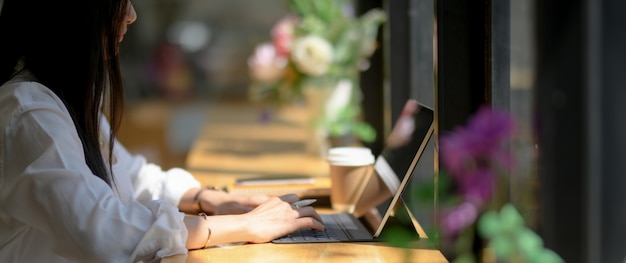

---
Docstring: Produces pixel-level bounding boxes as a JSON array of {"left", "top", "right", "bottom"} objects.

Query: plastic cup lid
[{"left": 326, "top": 147, "right": 375, "bottom": 166}]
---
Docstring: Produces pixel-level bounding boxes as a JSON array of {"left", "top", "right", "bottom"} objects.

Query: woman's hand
[
  {"left": 186, "top": 194, "right": 325, "bottom": 247},
  {"left": 197, "top": 189, "right": 270, "bottom": 215},
  {"left": 241, "top": 194, "right": 325, "bottom": 243},
  {"left": 182, "top": 190, "right": 326, "bottom": 247}
]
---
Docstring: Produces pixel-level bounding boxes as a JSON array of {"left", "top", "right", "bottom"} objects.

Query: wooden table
[
  {"left": 185, "top": 101, "right": 330, "bottom": 189},
  {"left": 163, "top": 242, "right": 448, "bottom": 263},
  {"left": 176, "top": 100, "right": 448, "bottom": 262}
]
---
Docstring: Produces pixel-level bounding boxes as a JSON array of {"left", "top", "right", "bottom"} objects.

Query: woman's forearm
[
  {"left": 183, "top": 214, "right": 252, "bottom": 249},
  {"left": 182, "top": 195, "right": 324, "bottom": 249},
  {"left": 178, "top": 188, "right": 201, "bottom": 214}
]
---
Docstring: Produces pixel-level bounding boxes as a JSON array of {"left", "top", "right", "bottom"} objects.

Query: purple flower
[
  {"left": 468, "top": 106, "right": 514, "bottom": 139},
  {"left": 455, "top": 168, "right": 495, "bottom": 204},
  {"left": 439, "top": 105, "right": 516, "bottom": 202},
  {"left": 467, "top": 106, "right": 515, "bottom": 157},
  {"left": 434, "top": 105, "right": 521, "bottom": 252},
  {"left": 439, "top": 128, "right": 473, "bottom": 176},
  {"left": 440, "top": 201, "right": 479, "bottom": 238}
]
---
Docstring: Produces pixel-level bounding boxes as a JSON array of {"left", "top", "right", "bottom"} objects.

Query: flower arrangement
[
  {"left": 411, "top": 106, "right": 564, "bottom": 263},
  {"left": 247, "top": 0, "right": 385, "bottom": 143}
]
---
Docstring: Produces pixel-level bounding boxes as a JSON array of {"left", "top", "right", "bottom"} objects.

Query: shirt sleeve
[
  {"left": 101, "top": 115, "right": 201, "bottom": 207},
  {"left": 0, "top": 85, "right": 189, "bottom": 262}
]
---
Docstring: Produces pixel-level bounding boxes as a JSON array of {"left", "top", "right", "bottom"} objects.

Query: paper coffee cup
[{"left": 327, "top": 147, "right": 375, "bottom": 213}]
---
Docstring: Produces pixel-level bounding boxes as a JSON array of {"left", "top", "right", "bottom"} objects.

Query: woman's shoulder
[{"left": 0, "top": 71, "right": 67, "bottom": 115}]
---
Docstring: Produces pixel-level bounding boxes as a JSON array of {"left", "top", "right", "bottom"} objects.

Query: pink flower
[
  {"left": 271, "top": 15, "right": 297, "bottom": 57},
  {"left": 247, "top": 43, "right": 287, "bottom": 83}
]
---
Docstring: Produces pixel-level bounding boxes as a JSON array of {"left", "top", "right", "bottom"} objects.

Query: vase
[
  {"left": 301, "top": 78, "right": 356, "bottom": 156},
  {"left": 301, "top": 83, "right": 333, "bottom": 157}
]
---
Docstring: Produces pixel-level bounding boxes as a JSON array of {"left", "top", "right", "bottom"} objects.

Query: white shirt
[{"left": 0, "top": 70, "right": 201, "bottom": 262}]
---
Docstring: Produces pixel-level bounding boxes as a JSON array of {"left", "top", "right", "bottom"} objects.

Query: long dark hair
[{"left": 0, "top": 0, "right": 129, "bottom": 185}]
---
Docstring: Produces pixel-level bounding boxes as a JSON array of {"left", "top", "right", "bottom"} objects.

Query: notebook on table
[
  {"left": 227, "top": 176, "right": 331, "bottom": 197},
  {"left": 272, "top": 100, "right": 434, "bottom": 243}
]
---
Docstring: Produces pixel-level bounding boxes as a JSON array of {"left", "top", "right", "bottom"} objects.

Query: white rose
[{"left": 291, "top": 35, "right": 333, "bottom": 76}]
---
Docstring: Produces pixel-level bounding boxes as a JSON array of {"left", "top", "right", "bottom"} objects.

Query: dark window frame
[{"left": 379, "top": 0, "right": 626, "bottom": 261}]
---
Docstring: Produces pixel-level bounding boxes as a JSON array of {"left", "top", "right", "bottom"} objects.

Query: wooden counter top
[{"left": 177, "top": 100, "right": 448, "bottom": 263}]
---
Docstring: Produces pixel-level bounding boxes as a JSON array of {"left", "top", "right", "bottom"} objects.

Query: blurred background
[
  {"left": 107, "top": 0, "right": 626, "bottom": 261},
  {"left": 117, "top": 0, "right": 290, "bottom": 169},
  {"left": 0, "top": 0, "right": 620, "bottom": 261}
]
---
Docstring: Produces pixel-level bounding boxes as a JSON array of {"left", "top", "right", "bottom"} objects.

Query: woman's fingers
[
  {"left": 241, "top": 196, "right": 327, "bottom": 242},
  {"left": 292, "top": 205, "right": 324, "bottom": 224},
  {"left": 297, "top": 215, "right": 325, "bottom": 231},
  {"left": 278, "top": 193, "right": 300, "bottom": 204}
]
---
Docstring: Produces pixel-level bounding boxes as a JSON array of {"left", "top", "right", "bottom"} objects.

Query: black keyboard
[
  {"left": 273, "top": 227, "right": 342, "bottom": 243},
  {"left": 273, "top": 213, "right": 360, "bottom": 243}
]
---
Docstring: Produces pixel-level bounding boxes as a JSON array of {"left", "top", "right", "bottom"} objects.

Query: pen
[{"left": 291, "top": 199, "right": 317, "bottom": 209}]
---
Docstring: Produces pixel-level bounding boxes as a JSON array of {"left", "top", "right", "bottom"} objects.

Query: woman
[{"left": 0, "top": 0, "right": 324, "bottom": 262}]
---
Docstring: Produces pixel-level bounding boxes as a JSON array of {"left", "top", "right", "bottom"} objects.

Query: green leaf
[
  {"left": 353, "top": 122, "right": 376, "bottom": 142},
  {"left": 289, "top": 0, "right": 311, "bottom": 16},
  {"left": 436, "top": 171, "right": 453, "bottom": 192},
  {"left": 527, "top": 249, "right": 565, "bottom": 263},
  {"left": 452, "top": 252, "right": 476, "bottom": 263},
  {"left": 516, "top": 228, "right": 543, "bottom": 256},
  {"left": 414, "top": 183, "right": 435, "bottom": 203},
  {"left": 380, "top": 225, "right": 417, "bottom": 248},
  {"left": 357, "top": 9, "right": 387, "bottom": 55},
  {"left": 499, "top": 203, "right": 524, "bottom": 233},
  {"left": 477, "top": 211, "right": 501, "bottom": 238},
  {"left": 489, "top": 235, "right": 514, "bottom": 259},
  {"left": 333, "top": 26, "right": 360, "bottom": 64},
  {"left": 298, "top": 17, "right": 326, "bottom": 35}
]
